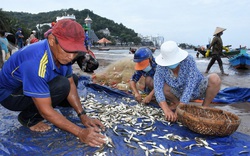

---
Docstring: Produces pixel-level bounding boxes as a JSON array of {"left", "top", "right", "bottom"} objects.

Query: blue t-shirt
[
  {"left": 0, "top": 37, "right": 8, "bottom": 53},
  {"left": 0, "top": 39, "right": 72, "bottom": 102},
  {"left": 15, "top": 31, "right": 23, "bottom": 43}
]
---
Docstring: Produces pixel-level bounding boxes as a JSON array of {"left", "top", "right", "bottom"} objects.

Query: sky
[{"left": 2, "top": 0, "right": 250, "bottom": 48}]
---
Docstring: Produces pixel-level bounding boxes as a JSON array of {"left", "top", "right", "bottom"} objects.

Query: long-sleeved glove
[
  {"left": 223, "top": 46, "right": 229, "bottom": 52},
  {"left": 205, "top": 50, "right": 210, "bottom": 57}
]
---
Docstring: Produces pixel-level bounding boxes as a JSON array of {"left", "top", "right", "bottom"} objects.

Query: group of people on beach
[
  {"left": 0, "top": 29, "right": 9, "bottom": 68},
  {"left": 0, "top": 28, "right": 39, "bottom": 68},
  {"left": 130, "top": 26, "right": 228, "bottom": 122},
  {"left": 0, "top": 19, "right": 227, "bottom": 147}
]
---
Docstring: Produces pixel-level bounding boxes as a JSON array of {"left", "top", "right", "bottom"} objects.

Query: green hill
[{"left": 0, "top": 8, "right": 141, "bottom": 45}]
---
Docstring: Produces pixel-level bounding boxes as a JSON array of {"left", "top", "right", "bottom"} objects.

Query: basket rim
[{"left": 176, "top": 104, "right": 241, "bottom": 124}]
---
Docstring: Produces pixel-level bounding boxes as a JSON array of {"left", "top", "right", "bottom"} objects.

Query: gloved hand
[
  {"left": 223, "top": 46, "right": 229, "bottom": 52},
  {"left": 205, "top": 50, "right": 210, "bottom": 57}
]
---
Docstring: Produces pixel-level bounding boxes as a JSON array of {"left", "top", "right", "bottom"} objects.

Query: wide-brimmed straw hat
[
  {"left": 155, "top": 41, "right": 188, "bottom": 66},
  {"left": 213, "top": 27, "right": 226, "bottom": 36}
]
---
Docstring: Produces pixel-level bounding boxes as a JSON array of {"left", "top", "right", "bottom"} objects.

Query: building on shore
[
  {"left": 140, "top": 35, "right": 164, "bottom": 48},
  {"left": 56, "top": 14, "right": 76, "bottom": 22},
  {"left": 84, "top": 15, "right": 99, "bottom": 47},
  {"left": 98, "top": 28, "right": 111, "bottom": 36}
]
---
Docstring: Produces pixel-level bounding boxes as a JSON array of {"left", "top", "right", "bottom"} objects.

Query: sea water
[{"left": 93, "top": 49, "right": 250, "bottom": 88}]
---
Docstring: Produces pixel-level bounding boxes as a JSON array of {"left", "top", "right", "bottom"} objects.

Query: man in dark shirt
[{"left": 15, "top": 28, "right": 24, "bottom": 49}]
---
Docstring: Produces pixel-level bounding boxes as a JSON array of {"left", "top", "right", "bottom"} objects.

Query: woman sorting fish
[{"left": 154, "top": 41, "right": 221, "bottom": 122}]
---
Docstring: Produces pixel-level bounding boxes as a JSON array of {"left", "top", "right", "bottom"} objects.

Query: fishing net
[
  {"left": 92, "top": 57, "right": 145, "bottom": 91},
  {"left": 176, "top": 104, "right": 241, "bottom": 136}
]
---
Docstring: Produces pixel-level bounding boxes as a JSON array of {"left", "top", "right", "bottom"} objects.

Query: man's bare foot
[{"left": 29, "top": 121, "right": 51, "bottom": 132}]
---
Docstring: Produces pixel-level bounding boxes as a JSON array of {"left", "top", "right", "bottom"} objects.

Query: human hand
[
  {"left": 205, "top": 50, "right": 210, "bottom": 57},
  {"left": 134, "top": 93, "right": 142, "bottom": 103},
  {"left": 80, "top": 115, "right": 105, "bottom": 131},
  {"left": 142, "top": 95, "right": 152, "bottom": 104},
  {"left": 77, "top": 128, "right": 106, "bottom": 147},
  {"left": 164, "top": 109, "right": 177, "bottom": 122}
]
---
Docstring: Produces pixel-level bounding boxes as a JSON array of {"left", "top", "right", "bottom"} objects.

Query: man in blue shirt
[
  {"left": 15, "top": 28, "right": 24, "bottom": 49},
  {"left": 0, "top": 19, "right": 105, "bottom": 147},
  {"left": 130, "top": 47, "right": 157, "bottom": 104}
]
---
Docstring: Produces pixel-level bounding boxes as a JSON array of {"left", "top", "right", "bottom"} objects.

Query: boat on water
[
  {"left": 129, "top": 47, "right": 137, "bottom": 54},
  {"left": 129, "top": 46, "right": 156, "bottom": 54},
  {"left": 98, "top": 47, "right": 110, "bottom": 51},
  {"left": 194, "top": 47, "right": 240, "bottom": 58},
  {"left": 229, "top": 49, "right": 250, "bottom": 69}
]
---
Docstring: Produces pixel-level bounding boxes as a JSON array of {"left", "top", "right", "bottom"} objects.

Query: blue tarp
[
  {"left": 213, "top": 87, "right": 250, "bottom": 103},
  {"left": 0, "top": 76, "right": 250, "bottom": 156}
]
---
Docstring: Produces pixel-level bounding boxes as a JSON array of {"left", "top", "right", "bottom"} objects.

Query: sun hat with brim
[
  {"left": 52, "top": 19, "right": 87, "bottom": 53},
  {"left": 213, "top": 27, "right": 226, "bottom": 36},
  {"left": 155, "top": 41, "right": 188, "bottom": 66},
  {"left": 135, "top": 59, "right": 150, "bottom": 70}
]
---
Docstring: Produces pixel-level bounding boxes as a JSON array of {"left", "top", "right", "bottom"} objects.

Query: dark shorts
[{"left": 1, "top": 74, "right": 78, "bottom": 127}]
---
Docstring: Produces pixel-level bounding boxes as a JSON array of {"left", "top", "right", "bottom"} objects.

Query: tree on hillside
[
  {"left": 0, "top": 9, "right": 12, "bottom": 31},
  {"left": 3, "top": 8, "right": 142, "bottom": 45}
]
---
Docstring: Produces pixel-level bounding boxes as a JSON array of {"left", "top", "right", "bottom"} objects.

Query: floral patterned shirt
[{"left": 154, "top": 55, "right": 205, "bottom": 104}]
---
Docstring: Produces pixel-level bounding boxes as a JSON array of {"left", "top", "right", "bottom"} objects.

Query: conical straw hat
[{"left": 213, "top": 27, "right": 226, "bottom": 35}]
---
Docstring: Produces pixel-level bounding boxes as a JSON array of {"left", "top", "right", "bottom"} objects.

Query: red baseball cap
[{"left": 52, "top": 19, "right": 87, "bottom": 53}]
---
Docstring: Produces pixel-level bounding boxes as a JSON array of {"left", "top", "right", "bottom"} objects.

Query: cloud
[{"left": 2, "top": 0, "right": 250, "bottom": 48}]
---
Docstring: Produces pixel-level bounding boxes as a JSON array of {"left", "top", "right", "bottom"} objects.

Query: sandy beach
[{"left": 73, "top": 48, "right": 250, "bottom": 136}]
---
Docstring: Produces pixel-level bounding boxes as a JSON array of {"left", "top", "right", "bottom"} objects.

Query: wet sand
[{"left": 73, "top": 48, "right": 250, "bottom": 136}]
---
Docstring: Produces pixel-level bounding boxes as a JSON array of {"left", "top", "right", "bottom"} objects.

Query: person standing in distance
[
  {"left": 15, "top": 28, "right": 24, "bottom": 49},
  {"left": 205, "top": 27, "right": 228, "bottom": 76}
]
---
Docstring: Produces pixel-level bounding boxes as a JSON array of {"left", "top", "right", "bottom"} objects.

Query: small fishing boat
[
  {"left": 194, "top": 47, "right": 240, "bottom": 58},
  {"left": 129, "top": 46, "right": 156, "bottom": 54},
  {"left": 98, "top": 47, "right": 110, "bottom": 51},
  {"left": 229, "top": 49, "right": 250, "bottom": 69},
  {"left": 129, "top": 47, "right": 137, "bottom": 54}
]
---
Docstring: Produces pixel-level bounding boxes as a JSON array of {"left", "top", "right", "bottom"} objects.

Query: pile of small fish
[{"left": 80, "top": 92, "right": 248, "bottom": 156}]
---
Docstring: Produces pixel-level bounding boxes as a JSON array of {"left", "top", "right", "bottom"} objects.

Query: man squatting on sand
[
  {"left": 0, "top": 19, "right": 106, "bottom": 147},
  {"left": 154, "top": 41, "right": 221, "bottom": 122}
]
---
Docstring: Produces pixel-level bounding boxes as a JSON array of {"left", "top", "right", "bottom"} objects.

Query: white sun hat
[
  {"left": 155, "top": 41, "right": 188, "bottom": 66},
  {"left": 213, "top": 27, "right": 226, "bottom": 36}
]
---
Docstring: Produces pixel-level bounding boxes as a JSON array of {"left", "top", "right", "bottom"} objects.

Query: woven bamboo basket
[{"left": 176, "top": 104, "right": 241, "bottom": 136}]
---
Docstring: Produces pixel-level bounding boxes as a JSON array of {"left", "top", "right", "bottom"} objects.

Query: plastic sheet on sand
[
  {"left": 213, "top": 87, "right": 250, "bottom": 103},
  {"left": 0, "top": 76, "right": 250, "bottom": 156}
]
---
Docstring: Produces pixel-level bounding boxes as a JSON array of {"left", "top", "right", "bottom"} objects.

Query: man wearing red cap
[{"left": 0, "top": 19, "right": 105, "bottom": 147}]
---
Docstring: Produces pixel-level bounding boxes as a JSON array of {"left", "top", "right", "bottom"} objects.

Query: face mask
[
  {"left": 167, "top": 63, "right": 179, "bottom": 69},
  {"left": 143, "top": 65, "right": 152, "bottom": 72}
]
